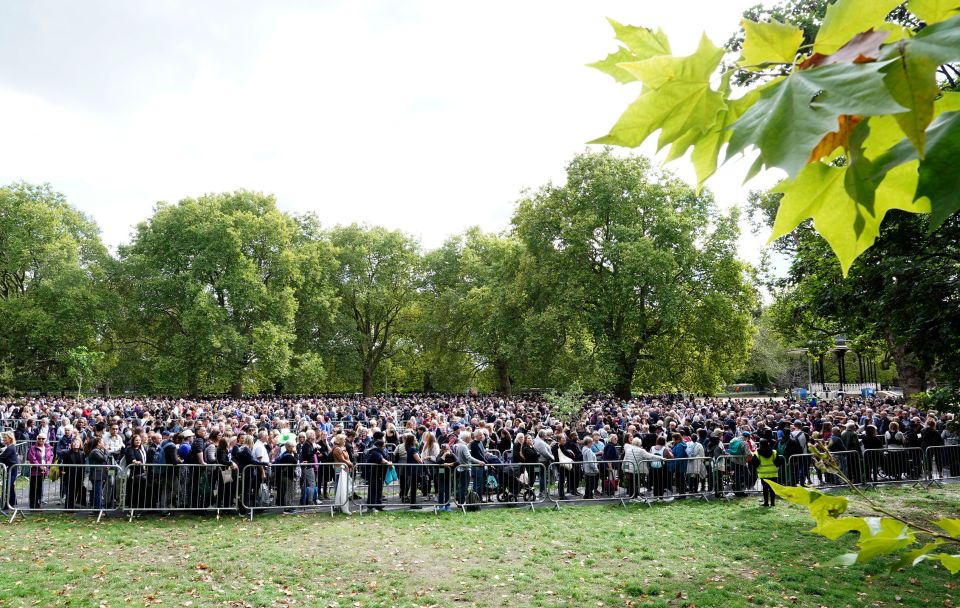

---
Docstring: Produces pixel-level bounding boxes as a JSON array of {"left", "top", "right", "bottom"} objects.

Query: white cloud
[{"left": 0, "top": 0, "right": 782, "bottom": 265}]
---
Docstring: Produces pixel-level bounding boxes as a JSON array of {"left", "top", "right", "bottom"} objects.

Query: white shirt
[{"left": 252, "top": 440, "right": 269, "bottom": 464}]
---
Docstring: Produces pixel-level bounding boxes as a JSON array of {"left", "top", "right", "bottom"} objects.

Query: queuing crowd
[{"left": 0, "top": 392, "right": 956, "bottom": 515}]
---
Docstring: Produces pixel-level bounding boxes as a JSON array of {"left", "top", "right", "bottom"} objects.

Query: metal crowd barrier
[
  {"left": 0, "top": 464, "right": 6, "bottom": 515},
  {"left": 546, "top": 459, "right": 630, "bottom": 506},
  {"left": 353, "top": 462, "right": 455, "bottom": 513},
  {"left": 7, "top": 463, "right": 124, "bottom": 522},
  {"left": 786, "top": 450, "right": 864, "bottom": 488},
  {"left": 239, "top": 463, "right": 348, "bottom": 518},
  {"left": 862, "top": 448, "right": 925, "bottom": 487},
  {"left": 453, "top": 462, "right": 545, "bottom": 512},
  {"left": 714, "top": 454, "right": 761, "bottom": 497},
  {"left": 925, "top": 445, "right": 960, "bottom": 487},
  {"left": 124, "top": 463, "right": 238, "bottom": 520}
]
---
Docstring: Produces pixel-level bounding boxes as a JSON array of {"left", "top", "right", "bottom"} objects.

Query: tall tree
[
  {"left": 0, "top": 182, "right": 110, "bottom": 393},
  {"left": 513, "top": 150, "right": 756, "bottom": 398},
  {"left": 328, "top": 225, "right": 421, "bottom": 396},
  {"left": 117, "top": 191, "right": 300, "bottom": 396},
  {"left": 423, "top": 228, "right": 532, "bottom": 395}
]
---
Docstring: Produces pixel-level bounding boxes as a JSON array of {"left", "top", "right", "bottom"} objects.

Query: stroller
[{"left": 485, "top": 454, "right": 536, "bottom": 503}]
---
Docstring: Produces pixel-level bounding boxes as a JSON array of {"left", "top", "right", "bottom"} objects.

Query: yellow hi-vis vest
[{"left": 756, "top": 450, "right": 779, "bottom": 479}]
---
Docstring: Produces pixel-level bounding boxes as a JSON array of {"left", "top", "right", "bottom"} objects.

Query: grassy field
[{"left": 0, "top": 487, "right": 957, "bottom": 608}]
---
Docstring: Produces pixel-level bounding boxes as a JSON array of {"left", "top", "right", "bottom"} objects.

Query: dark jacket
[{"left": 88, "top": 448, "right": 109, "bottom": 482}]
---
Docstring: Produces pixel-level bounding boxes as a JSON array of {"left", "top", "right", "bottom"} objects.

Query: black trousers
[{"left": 761, "top": 478, "right": 776, "bottom": 505}]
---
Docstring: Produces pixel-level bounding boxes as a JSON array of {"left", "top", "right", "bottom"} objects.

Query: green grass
[{"left": 0, "top": 487, "right": 958, "bottom": 608}]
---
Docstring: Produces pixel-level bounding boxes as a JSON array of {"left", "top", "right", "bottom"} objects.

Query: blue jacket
[{"left": 670, "top": 443, "right": 688, "bottom": 474}]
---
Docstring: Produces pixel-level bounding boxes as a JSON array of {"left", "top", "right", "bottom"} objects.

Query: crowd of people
[{"left": 0, "top": 391, "right": 956, "bottom": 515}]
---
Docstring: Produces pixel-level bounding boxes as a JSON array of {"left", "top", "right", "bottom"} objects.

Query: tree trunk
[
  {"left": 362, "top": 366, "right": 375, "bottom": 397},
  {"left": 422, "top": 371, "right": 434, "bottom": 394},
  {"left": 230, "top": 381, "right": 243, "bottom": 398},
  {"left": 613, "top": 353, "right": 637, "bottom": 400},
  {"left": 494, "top": 360, "right": 511, "bottom": 396},
  {"left": 890, "top": 341, "right": 927, "bottom": 396}
]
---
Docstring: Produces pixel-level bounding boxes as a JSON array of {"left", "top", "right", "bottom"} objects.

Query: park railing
[
  {"left": 122, "top": 463, "right": 237, "bottom": 519},
  {"left": 786, "top": 450, "right": 864, "bottom": 488},
  {"left": 0, "top": 447, "right": 952, "bottom": 522},
  {"left": 7, "top": 463, "right": 124, "bottom": 522},
  {"left": 925, "top": 445, "right": 960, "bottom": 486},
  {"left": 862, "top": 448, "right": 925, "bottom": 486},
  {"left": 453, "top": 462, "right": 545, "bottom": 512}
]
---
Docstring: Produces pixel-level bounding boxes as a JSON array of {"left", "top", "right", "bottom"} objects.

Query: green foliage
[
  {"left": 593, "top": 1, "right": 960, "bottom": 274},
  {"left": 116, "top": 191, "right": 301, "bottom": 396},
  {"left": 64, "top": 346, "right": 104, "bottom": 397},
  {"left": 513, "top": 150, "right": 756, "bottom": 398},
  {"left": 544, "top": 381, "right": 585, "bottom": 425},
  {"left": 768, "top": 479, "right": 960, "bottom": 572},
  {"left": 0, "top": 182, "right": 110, "bottom": 393}
]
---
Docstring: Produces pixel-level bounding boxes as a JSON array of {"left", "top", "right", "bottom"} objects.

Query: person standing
[
  {"left": 581, "top": 437, "right": 599, "bottom": 499},
  {"left": 26, "top": 435, "right": 54, "bottom": 509},
  {"left": 753, "top": 439, "right": 780, "bottom": 507},
  {"left": 0, "top": 432, "right": 20, "bottom": 510}
]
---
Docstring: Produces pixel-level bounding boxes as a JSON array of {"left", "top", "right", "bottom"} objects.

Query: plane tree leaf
[
  {"left": 770, "top": 158, "right": 927, "bottom": 275},
  {"left": 935, "top": 518, "right": 960, "bottom": 538},
  {"left": 910, "top": 0, "right": 960, "bottom": 24},
  {"left": 815, "top": 0, "right": 902, "bottom": 54},
  {"left": 881, "top": 13, "right": 960, "bottom": 151},
  {"left": 727, "top": 60, "right": 907, "bottom": 178},
  {"left": 591, "top": 35, "right": 725, "bottom": 149},
  {"left": 738, "top": 18, "right": 803, "bottom": 68}
]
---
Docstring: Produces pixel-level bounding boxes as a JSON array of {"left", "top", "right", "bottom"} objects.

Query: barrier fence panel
[
  {"left": 7, "top": 463, "right": 124, "bottom": 521},
  {"left": 353, "top": 462, "right": 452, "bottom": 513},
  {"left": 546, "top": 459, "right": 630, "bottom": 505},
  {"left": 925, "top": 445, "right": 960, "bottom": 484},
  {"left": 239, "top": 463, "right": 350, "bottom": 517},
  {"left": 453, "top": 463, "right": 545, "bottom": 511},
  {"left": 124, "top": 463, "right": 238, "bottom": 518},
  {"left": 0, "top": 464, "right": 6, "bottom": 513},
  {"left": 714, "top": 454, "right": 761, "bottom": 497},
  {"left": 862, "top": 448, "right": 925, "bottom": 486},
  {"left": 786, "top": 450, "right": 864, "bottom": 488}
]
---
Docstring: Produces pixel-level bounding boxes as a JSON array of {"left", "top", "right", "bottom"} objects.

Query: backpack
[
  {"left": 465, "top": 490, "right": 481, "bottom": 512},
  {"left": 155, "top": 441, "right": 171, "bottom": 465}
]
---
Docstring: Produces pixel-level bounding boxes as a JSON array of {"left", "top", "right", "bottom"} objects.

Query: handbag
[
  {"left": 557, "top": 450, "right": 573, "bottom": 471},
  {"left": 49, "top": 464, "right": 60, "bottom": 482},
  {"left": 384, "top": 466, "right": 398, "bottom": 485},
  {"left": 519, "top": 470, "right": 529, "bottom": 485},
  {"left": 221, "top": 467, "right": 233, "bottom": 484}
]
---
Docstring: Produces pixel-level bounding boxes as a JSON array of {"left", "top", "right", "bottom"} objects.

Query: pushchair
[{"left": 485, "top": 455, "right": 536, "bottom": 503}]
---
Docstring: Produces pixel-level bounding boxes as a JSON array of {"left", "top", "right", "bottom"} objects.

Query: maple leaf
[
  {"left": 808, "top": 114, "right": 863, "bottom": 161},
  {"left": 727, "top": 59, "right": 906, "bottom": 178},
  {"left": 799, "top": 30, "right": 890, "bottom": 69}
]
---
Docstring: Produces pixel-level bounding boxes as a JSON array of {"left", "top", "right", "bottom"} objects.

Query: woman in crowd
[
  {"left": 316, "top": 430, "right": 332, "bottom": 500},
  {"left": 0, "top": 431, "right": 19, "bottom": 509},
  {"left": 215, "top": 434, "right": 237, "bottom": 509},
  {"left": 27, "top": 434, "right": 54, "bottom": 509},
  {"left": 123, "top": 433, "right": 148, "bottom": 508},
  {"left": 419, "top": 431, "right": 440, "bottom": 499},
  {"left": 299, "top": 430, "right": 318, "bottom": 506},
  {"left": 87, "top": 437, "right": 109, "bottom": 510},
  {"left": 400, "top": 433, "right": 423, "bottom": 508},
  {"left": 273, "top": 441, "right": 299, "bottom": 514},
  {"left": 61, "top": 438, "right": 86, "bottom": 510},
  {"left": 331, "top": 434, "right": 354, "bottom": 513}
]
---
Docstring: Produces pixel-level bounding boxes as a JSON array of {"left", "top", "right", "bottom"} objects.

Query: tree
[
  {"left": 757, "top": 191, "right": 960, "bottom": 394},
  {"left": 328, "top": 225, "right": 421, "bottom": 397},
  {"left": 513, "top": 150, "right": 756, "bottom": 398},
  {"left": 117, "top": 191, "right": 300, "bottom": 396},
  {"left": 65, "top": 346, "right": 103, "bottom": 397},
  {"left": 0, "top": 182, "right": 110, "bottom": 393},
  {"left": 737, "top": 308, "right": 796, "bottom": 390},
  {"left": 423, "top": 228, "right": 532, "bottom": 395},
  {"left": 591, "top": 1, "right": 960, "bottom": 274}
]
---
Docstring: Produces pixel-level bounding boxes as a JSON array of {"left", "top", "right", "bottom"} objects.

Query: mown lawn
[{"left": 0, "top": 486, "right": 957, "bottom": 608}]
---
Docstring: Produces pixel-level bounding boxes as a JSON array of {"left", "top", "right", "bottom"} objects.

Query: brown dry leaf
[
  {"left": 799, "top": 29, "right": 890, "bottom": 70},
  {"left": 808, "top": 114, "right": 862, "bottom": 162},
  {"left": 195, "top": 563, "right": 209, "bottom": 570}
]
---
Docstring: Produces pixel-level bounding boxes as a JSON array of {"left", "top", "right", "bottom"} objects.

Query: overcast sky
[{"left": 0, "top": 0, "right": 783, "bottom": 263}]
